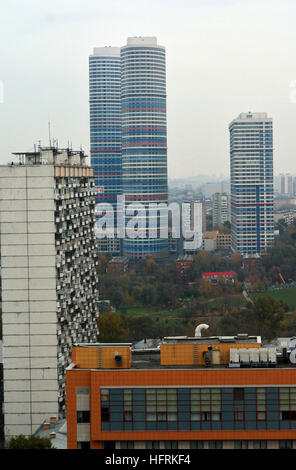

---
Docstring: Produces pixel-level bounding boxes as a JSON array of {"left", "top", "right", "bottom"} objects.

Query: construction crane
[{"left": 279, "top": 273, "right": 286, "bottom": 285}]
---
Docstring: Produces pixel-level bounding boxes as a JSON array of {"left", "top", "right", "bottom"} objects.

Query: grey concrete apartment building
[{"left": 0, "top": 147, "right": 99, "bottom": 440}]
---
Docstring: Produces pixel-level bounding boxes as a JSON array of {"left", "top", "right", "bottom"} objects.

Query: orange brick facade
[{"left": 66, "top": 366, "right": 296, "bottom": 449}]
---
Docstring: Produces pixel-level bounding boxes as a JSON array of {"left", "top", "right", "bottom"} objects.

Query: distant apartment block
[
  {"left": 0, "top": 147, "right": 99, "bottom": 439},
  {"left": 176, "top": 255, "right": 193, "bottom": 282},
  {"left": 106, "top": 256, "right": 129, "bottom": 274},
  {"left": 183, "top": 200, "right": 204, "bottom": 254},
  {"left": 230, "top": 112, "right": 274, "bottom": 255},
  {"left": 279, "top": 173, "right": 293, "bottom": 196},
  {"left": 212, "top": 192, "right": 230, "bottom": 227},
  {"left": 216, "top": 233, "right": 232, "bottom": 250}
]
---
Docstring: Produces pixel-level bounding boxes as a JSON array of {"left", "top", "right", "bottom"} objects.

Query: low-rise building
[
  {"left": 202, "top": 272, "right": 235, "bottom": 283},
  {"left": 66, "top": 335, "right": 296, "bottom": 450},
  {"left": 107, "top": 257, "right": 129, "bottom": 274}
]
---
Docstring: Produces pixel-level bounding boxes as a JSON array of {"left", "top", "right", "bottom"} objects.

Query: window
[
  {"left": 234, "top": 405, "right": 244, "bottom": 422},
  {"left": 103, "top": 441, "right": 116, "bottom": 449},
  {"left": 190, "top": 441, "right": 204, "bottom": 449},
  {"left": 146, "top": 441, "right": 160, "bottom": 449},
  {"left": 209, "top": 440, "right": 223, "bottom": 449},
  {"left": 234, "top": 441, "right": 249, "bottom": 449},
  {"left": 280, "top": 388, "right": 296, "bottom": 421},
  {"left": 120, "top": 441, "right": 134, "bottom": 449},
  {"left": 164, "top": 441, "right": 178, "bottom": 449},
  {"left": 124, "top": 410, "right": 133, "bottom": 421},
  {"left": 256, "top": 388, "right": 266, "bottom": 421},
  {"left": 279, "top": 440, "right": 293, "bottom": 450},
  {"left": 77, "top": 411, "right": 90, "bottom": 423},
  {"left": 190, "top": 388, "right": 221, "bottom": 422},
  {"left": 77, "top": 441, "right": 90, "bottom": 449},
  {"left": 253, "top": 440, "right": 267, "bottom": 449},
  {"left": 101, "top": 408, "right": 110, "bottom": 422},
  {"left": 234, "top": 388, "right": 244, "bottom": 401}
]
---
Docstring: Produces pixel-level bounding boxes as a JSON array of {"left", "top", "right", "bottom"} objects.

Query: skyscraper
[
  {"left": 121, "top": 37, "right": 168, "bottom": 258},
  {"left": 229, "top": 112, "right": 274, "bottom": 255},
  {"left": 89, "top": 37, "right": 169, "bottom": 259},
  {"left": 0, "top": 147, "right": 99, "bottom": 439},
  {"left": 89, "top": 47, "right": 122, "bottom": 255}
]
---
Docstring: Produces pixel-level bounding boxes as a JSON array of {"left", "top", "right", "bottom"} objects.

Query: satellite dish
[{"left": 289, "top": 349, "right": 296, "bottom": 364}]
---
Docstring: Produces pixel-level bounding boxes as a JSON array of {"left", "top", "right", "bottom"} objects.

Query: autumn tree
[
  {"left": 97, "top": 311, "right": 129, "bottom": 342},
  {"left": 251, "top": 296, "right": 285, "bottom": 339}
]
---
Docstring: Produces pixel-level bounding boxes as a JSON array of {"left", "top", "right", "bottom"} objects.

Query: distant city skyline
[{"left": 1, "top": 0, "right": 296, "bottom": 178}]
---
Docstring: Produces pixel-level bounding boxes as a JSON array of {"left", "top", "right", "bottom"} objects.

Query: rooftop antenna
[{"left": 48, "top": 120, "right": 52, "bottom": 147}]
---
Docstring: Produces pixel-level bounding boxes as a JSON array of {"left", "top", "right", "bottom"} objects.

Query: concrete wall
[{"left": 0, "top": 165, "right": 58, "bottom": 438}]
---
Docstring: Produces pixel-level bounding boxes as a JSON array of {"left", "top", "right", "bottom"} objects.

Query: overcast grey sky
[{"left": 0, "top": 0, "right": 296, "bottom": 179}]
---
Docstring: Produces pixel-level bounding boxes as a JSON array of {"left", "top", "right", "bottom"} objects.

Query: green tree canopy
[{"left": 8, "top": 434, "right": 54, "bottom": 449}]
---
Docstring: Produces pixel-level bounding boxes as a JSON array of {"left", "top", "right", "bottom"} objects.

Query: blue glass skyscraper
[
  {"left": 89, "top": 47, "right": 122, "bottom": 254},
  {"left": 89, "top": 38, "right": 169, "bottom": 259},
  {"left": 121, "top": 37, "right": 169, "bottom": 259}
]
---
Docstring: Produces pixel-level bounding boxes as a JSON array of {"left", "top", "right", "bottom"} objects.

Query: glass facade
[
  {"left": 121, "top": 39, "right": 169, "bottom": 258},
  {"left": 100, "top": 387, "right": 296, "bottom": 432}
]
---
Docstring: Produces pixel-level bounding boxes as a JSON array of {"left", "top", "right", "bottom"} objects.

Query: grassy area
[
  {"left": 117, "top": 306, "right": 181, "bottom": 321},
  {"left": 250, "top": 287, "right": 296, "bottom": 311}
]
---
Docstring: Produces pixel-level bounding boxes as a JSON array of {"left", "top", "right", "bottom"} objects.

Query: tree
[
  {"left": 97, "top": 311, "right": 129, "bottom": 342},
  {"left": 252, "top": 296, "right": 285, "bottom": 339},
  {"left": 8, "top": 435, "right": 54, "bottom": 449},
  {"left": 230, "top": 252, "right": 242, "bottom": 269}
]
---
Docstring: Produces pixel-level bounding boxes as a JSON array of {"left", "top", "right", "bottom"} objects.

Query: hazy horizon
[{"left": 1, "top": 0, "right": 296, "bottom": 178}]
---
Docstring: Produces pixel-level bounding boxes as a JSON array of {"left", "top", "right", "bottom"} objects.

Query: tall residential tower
[
  {"left": 89, "top": 47, "right": 122, "bottom": 255},
  {"left": 0, "top": 147, "right": 99, "bottom": 439},
  {"left": 89, "top": 37, "right": 169, "bottom": 259},
  {"left": 229, "top": 112, "right": 274, "bottom": 255}
]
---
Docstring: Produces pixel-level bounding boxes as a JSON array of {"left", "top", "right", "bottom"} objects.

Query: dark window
[
  {"left": 77, "top": 411, "right": 90, "bottom": 423},
  {"left": 281, "top": 411, "right": 296, "bottom": 421},
  {"left": 103, "top": 441, "right": 116, "bottom": 449},
  {"left": 253, "top": 440, "right": 267, "bottom": 449},
  {"left": 234, "top": 441, "right": 248, "bottom": 449},
  {"left": 77, "top": 442, "right": 90, "bottom": 449},
  {"left": 209, "top": 441, "right": 223, "bottom": 449},
  {"left": 190, "top": 441, "right": 204, "bottom": 449},
  {"left": 101, "top": 409, "right": 110, "bottom": 422},
  {"left": 146, "top": 441, "right": 160, "bottom": 449},
  {"left": 279, "top": 440, "right": 293, "bottom": 449},
  {"left": 164, "top": 441, "right": 178, "bottom": 449},
  {"left": 120, "top": 441, "right": 134, "bottom": 449},
  {"left": 234, "top": 388, "right": 244, "bottom": 401}
]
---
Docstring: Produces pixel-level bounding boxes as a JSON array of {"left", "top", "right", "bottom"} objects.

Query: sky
[{"left": 0, "top": 0, "right": 296, "bottom": 179}]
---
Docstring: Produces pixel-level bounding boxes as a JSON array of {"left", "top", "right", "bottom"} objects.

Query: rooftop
[{"left": 67, "top": 335, "right": 296, "bottom": 371}]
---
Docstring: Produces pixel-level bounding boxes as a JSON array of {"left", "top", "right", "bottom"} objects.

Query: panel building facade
[{"left": 0, "top": 147, "right": 99, "bottom": 439}]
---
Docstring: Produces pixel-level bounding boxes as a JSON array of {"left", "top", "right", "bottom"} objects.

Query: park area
[{"left": 250, "top": 287, "right": 296, "bottom": 311}]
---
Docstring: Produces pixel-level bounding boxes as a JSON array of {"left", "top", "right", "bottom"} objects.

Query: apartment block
[
  {"left": 229, "top": 112, "right": 274, "bottom": 254},
  {"left": 0, "top": 147, "right": 99, "bottom": 439}
]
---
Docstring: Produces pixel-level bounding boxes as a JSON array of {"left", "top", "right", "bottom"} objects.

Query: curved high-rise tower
[
  {"left": 121, "top": 37, "right": 169, "bottom": 259},
  {"left": 89, "top": 47, "right": 122, "bottom": 254}
]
